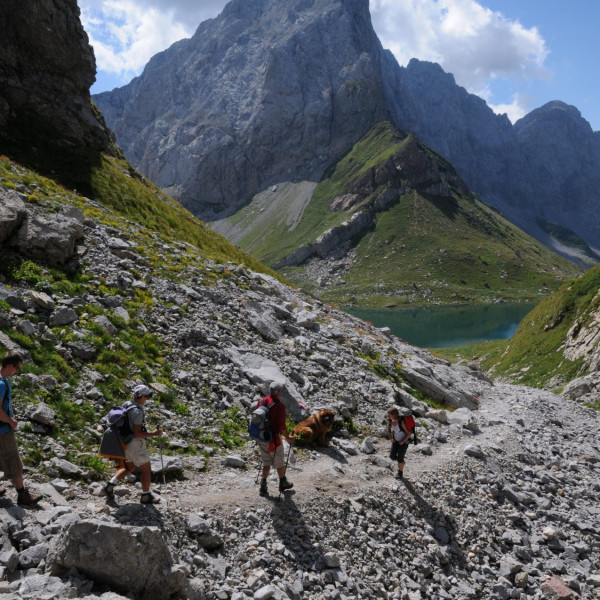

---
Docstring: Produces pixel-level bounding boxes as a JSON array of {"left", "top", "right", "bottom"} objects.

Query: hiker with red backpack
[
  {"left": 256, "top": 381, "right": 295, "bottom": 497},
  {"left": 387, "top": 406, "right": 416, "bottom": 479}
]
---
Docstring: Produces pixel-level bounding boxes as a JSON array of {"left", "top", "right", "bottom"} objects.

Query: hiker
[
  {"left": 387, "top": 407, "right": 413, "bottom": 479},
  {"left": 103, "top": 384, "right": 163, "bottom": 504},
  {"left": 256, "top": 381, "right": 295, "bottom": 497},
  {"left": 0, "top": 351, "right": 42, "bottom": 505}
]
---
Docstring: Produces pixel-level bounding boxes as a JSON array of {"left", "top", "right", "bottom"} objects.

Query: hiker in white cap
[{"left": 103, "top": 384, "right": 163, "bottom": 504}]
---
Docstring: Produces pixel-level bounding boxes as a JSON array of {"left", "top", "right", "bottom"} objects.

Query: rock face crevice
[{"left": 0, "top": 0, "right": 119, "bottom": 194}]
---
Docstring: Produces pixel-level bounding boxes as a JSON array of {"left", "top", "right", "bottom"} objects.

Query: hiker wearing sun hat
[{"left": 103, "top": 384, "right": 163, "bottom": 504}]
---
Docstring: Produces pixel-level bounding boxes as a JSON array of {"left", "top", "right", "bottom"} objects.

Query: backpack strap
[
  {"left": 0, "top": 376, "right": 9, "bottom": 407},
  {"left": 123, "top": 400, "right": 146, "bottom": 433}
]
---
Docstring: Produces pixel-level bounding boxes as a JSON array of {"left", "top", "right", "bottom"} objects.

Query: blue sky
[{"left": 80, "top": 0, "right": 600, "bottom": 131}]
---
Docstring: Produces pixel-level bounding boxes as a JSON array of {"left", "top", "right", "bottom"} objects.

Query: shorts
[
  {"left": 0, "top": 430, "right": 24, "bottom": 480},
  {"left": 257, "top": 440, "right": 284, "bottom": 469},
  {"left": 125, "top": 438, "right": 150, "bottom": 467},
  {"left": 390, "top": 441, "right": 408, "bottom": 463}
]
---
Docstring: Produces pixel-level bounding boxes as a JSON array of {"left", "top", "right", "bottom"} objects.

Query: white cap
[{"left": 132, "top": 384, "right": 152, "bottom": 399}]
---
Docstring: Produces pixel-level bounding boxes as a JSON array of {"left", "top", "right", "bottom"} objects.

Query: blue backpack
[
  {"left": 106, "top": 402, "right": 137, "bottom": 444},
  {"left": 248, "top": 398, "right": 273, "bottom": 442}
]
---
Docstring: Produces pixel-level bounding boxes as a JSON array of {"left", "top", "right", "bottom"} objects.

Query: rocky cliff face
[
  {"left": 0, "top": 0, "right": 118, "bottom": 193},
  {"left": 514, "top": 101, "right": 600, "bottom": 248},
  {"left": 94, "top": 0, "right": 391, "bottom": 218},
  {"left": 94, "top": 1, "right": 600, "bottom": 254},
  {"left": 385, "top": 60, "right": 533, "bottom": 215}
]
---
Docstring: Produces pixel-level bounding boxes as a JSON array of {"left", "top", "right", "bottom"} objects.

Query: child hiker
[{"left": 387, "top": 407, "right": 415, "bottom": 479}]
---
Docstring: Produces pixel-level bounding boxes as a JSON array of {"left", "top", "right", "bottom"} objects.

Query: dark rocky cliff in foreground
[
  {"left": 0, "top": 0, "right": 119, "bottom": 193},
  {"left": 94, "top": 0, "right": 600, "bottom": 255}
]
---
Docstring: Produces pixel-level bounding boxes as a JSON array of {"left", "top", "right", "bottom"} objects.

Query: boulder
[
  {"left": 12, "top": 212, "right": 84, "bottom": 265},
  {"left": 224, "top": 347, "right": 307, "bottom": 418},
  {"left": 49, "top": 307, "right": 78, "bottom": 327},
  {"left": 46, "top": 520, "right": 186, "bottom": 600},
  {"left": 0, "top": 189, "right": 27, "bottom": 244},
  {"left": 30, "top": 402, "right": 56, "bottom": 426}
]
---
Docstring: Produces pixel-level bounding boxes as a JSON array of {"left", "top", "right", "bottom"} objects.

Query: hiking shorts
[
  {"left": 257, "top": 440, "right": 284, "bottom": 469},
  {"left": 125, "top": 438, "right": 150, "bottom": 467},
  {"left": 0, "top": 430, "right": 24, "bottom": 480},
  {"left": 390, "top": 441, "right": 408, "bottom": 463}
]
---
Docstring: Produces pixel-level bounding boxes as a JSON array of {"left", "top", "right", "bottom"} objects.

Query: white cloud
[
  {"left": 488, "top": 94, "right": 528, "bottom": 124},
  {"left": 370, "top": 0, "right": 549, "bottom": 93},
  {"left": 141, "top": 0, "right": 227, "bottom": 27},
  {"left": 79, "top": 0, "right": 194, "bottom": 83}
]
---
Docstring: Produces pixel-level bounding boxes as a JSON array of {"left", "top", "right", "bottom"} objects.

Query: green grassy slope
[
  {"left": 480, "top": 263, "right": 600, "bottom": 390},
  {"left": 223, "top": 121, "right": 581, "bottom": 307},
  {"left": 299, "top": 190, "right": 580, "bottom": 307},
  {"left": 0, "top": 154, "right": 277, "bottom": 278},
  {"left": 230, "top": 123, "right": 415, "bottom": 265}
]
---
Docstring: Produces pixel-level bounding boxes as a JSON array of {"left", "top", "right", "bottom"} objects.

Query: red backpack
[{"left": 403, "top": 415, "right": 419, "bottom": 444}]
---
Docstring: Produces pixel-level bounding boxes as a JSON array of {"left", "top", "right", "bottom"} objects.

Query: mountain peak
[{"left": 95, "top": 0, "right": 388, "bottom": 219}]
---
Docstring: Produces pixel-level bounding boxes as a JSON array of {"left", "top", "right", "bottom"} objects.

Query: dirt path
[
  {"left": 165, "top": 383, "right": 525, "bottom": 512},
  {"left": 86, "top": 381, "right": 583, "bottom": 515}
]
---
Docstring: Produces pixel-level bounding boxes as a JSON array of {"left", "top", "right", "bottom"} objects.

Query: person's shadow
[
  {"left": 401, "top": 479, "right": 467, "bottom": 568},
  {"left": 267, "top": 494, "right": 331, "bottom": 571}
]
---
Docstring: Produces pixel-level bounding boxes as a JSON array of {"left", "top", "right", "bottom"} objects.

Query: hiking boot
[
  {"left": 140, "top": 491, "right": 161, "bottom": 504},
  {"left": 259, "top": 480, "right": 268, "bottom": 497},
  {"left": 396, "top": 470, "right": 403, "bottom": 479},
  {"left": 279, "top": 477, "right": 294, "bottom": 492},
  {"left": 17, "top": 487, "right": 42, "bottom": 506},
  {"left": 103, "top": 482, "right": 115, "bottom": 496}
]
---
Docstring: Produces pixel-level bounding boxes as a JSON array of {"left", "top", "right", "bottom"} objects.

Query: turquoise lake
[{"left": 346, "top": 303, "right": 536, "bottom": 348}]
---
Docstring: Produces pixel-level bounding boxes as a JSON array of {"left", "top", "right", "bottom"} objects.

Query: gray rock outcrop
[
  {"left": 46, "top": 520, "right": 187, "bottom": 600},
  {"left": 94, "top": 0, "right": 391, "bottom": 218},
  {"left": 0, "top": 190, "right": 27, "bottom": 244}
]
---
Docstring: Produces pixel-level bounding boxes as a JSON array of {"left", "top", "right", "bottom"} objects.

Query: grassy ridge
[
  {"left": 222, "top": 122, "right": 581, "bottom": 307},
  {"left": 0, "top": 154, "right": 276, "bottom": 277},
  {"left": 315, "top": 191, "right": 577, "bottom": 306},
  {"left": 480, "top": 263, "right": 600, "bottom": 388},
  {"left": 234, "top": 123, "right": 413, "bottom": 265}
]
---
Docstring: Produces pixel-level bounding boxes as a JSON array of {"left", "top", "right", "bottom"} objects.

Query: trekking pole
[
  {"left": 255, "top": 460, "right": 262, "bottom": 484},
  {"left": 158, "top": 429, "right": 166, "bottom": 486},
  {"left": 278, "top": 442, "right": 293, "bottom": 501}
]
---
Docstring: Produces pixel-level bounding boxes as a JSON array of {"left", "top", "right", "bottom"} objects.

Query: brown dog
[{"left": 292, "top": 409, "right": 335, "bottom": 447}]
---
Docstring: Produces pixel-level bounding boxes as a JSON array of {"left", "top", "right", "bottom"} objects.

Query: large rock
[
  {"left": 0, "top": 189, "right": 27, "bottom": 244},
  {"left": 12, "top": 212, "right": 84, "bottom": 265},
  {"left": 46, "top": 520, "right": 186, "bottom": 600},
  {"left": 224, "top": 347, "right": 307, "bottom": 417},
  {"left": 401, "top": 360, "right": 479, "bottom": 410}
]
